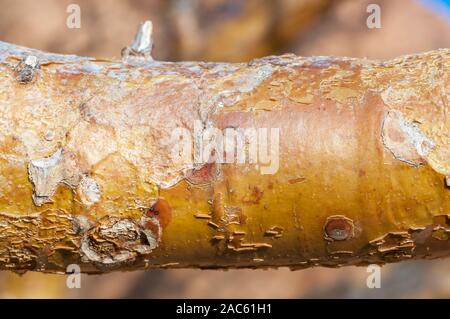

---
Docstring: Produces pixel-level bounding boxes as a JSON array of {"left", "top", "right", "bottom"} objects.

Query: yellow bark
[{"left": 0, "top": 39, "right": 448, "bottom": 274}]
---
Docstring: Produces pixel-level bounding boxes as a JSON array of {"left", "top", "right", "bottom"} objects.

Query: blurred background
[{"left": 0, "top": 0, "right": 449, "bottom": 298}]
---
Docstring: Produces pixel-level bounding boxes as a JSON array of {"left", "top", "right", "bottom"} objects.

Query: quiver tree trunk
[{"left": 0, "top": 38, "right": 448, "bottom": 274}]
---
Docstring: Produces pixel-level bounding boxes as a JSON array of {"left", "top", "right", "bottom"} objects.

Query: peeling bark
[{"left": 0, "top": 35, "right": 448, "bottom": 273}]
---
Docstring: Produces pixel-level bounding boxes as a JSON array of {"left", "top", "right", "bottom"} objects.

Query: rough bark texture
[{"left": 0, "top": 41, "right": 448, "bottom": 274}]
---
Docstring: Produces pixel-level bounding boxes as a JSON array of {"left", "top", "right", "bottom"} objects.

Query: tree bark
[{"left": 0, "top": 41, "right": 448, "bottom": 274}]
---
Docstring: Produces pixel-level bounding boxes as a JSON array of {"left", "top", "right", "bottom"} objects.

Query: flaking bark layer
[{"left": 0, "top": 41, "right": 448, "bottom": 273}]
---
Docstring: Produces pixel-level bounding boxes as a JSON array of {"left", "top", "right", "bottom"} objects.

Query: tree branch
[{"left": 0, "top": 23, "right": 448, "bottom": 274}]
